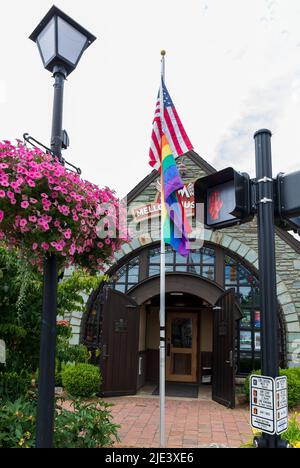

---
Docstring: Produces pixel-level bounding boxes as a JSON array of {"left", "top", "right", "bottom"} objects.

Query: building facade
[{"left": 71, "top": 151, "right": 300, "bottom": 407}]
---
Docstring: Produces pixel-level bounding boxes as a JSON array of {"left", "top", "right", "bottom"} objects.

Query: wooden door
[
  {"left": 212, "top": 290, "right": 236, "bottom": 408},
  {"left": 166, "top": 312, "right": 198, "bottom": 383},
  {"left": 100, "top": 288, "right": 139, "bottom": 396}
]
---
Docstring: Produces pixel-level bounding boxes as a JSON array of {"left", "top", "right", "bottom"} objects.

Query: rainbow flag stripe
[{"left": 161, "top": 134, "right": 191, "bottom": 257}]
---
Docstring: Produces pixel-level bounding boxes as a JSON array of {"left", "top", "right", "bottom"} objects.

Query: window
[
  {"left": 225, "top": 255, "right": 261, "bottom": 375},
  {"left": 225, "top": 256, "right": 261, "bottom": 374},
  {"left": 148, "top": 246, "right": 216, "bottom": 280},
  {"left": 108, "top": 256, "right": 140, "bottom": 293}
]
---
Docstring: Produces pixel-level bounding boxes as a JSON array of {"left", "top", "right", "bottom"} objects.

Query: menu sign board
[{"left": 250, "top": 375, "right": 288, "bottom": 436}]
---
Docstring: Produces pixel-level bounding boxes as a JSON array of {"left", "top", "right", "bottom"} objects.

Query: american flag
[{"left": 149, "top": 79, "right": 193, "bottom": 170}]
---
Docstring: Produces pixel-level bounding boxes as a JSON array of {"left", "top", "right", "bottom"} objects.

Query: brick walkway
[{"left": 107, "top": 396, "right": 252, "bottom": 448}]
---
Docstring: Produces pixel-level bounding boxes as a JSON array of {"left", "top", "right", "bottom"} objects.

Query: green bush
[
  {"left": 244, "top": 367, "right": 300, "bottom": 408},
  {"left": 62, "top": 364, "right": 101, "bottom": 398},
  {"left": 0, "top": 397, "right": 119, "bottom": 448},
  {"left": 54, "top": 399, "right": 120, "bottom": 448},
  {"left": 0, "top": 371, "right": 32, "bottom": 401},
  {"left": 0, "top": 398, "right": 36, "bottom": 448}
]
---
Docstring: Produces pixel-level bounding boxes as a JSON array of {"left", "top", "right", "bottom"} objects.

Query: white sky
[{"left": 1, "top": 0, "right": 300, "bottom": 197}]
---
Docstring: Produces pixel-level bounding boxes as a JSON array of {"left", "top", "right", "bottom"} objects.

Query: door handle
[
  {"left": 225, "top": 351, "right": 234, "bottom": 368},
  {"left": 167, "top": 343, "right": 171, "bottom": 357},
  {"left": 102, "top": 344, "right": 110, "bottom": 359}
]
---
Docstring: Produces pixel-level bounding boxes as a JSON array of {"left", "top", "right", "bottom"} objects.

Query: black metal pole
[
  {"left": 36, "top": 66, "right": 66, "bottom": 449},
  {"left": 254, "top": 129, "right": 279, "bottom": 449}
]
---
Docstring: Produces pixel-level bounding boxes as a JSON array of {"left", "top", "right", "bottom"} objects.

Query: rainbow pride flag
[{"left": 161, "top": 134, "right": 191, "bottom": 257}]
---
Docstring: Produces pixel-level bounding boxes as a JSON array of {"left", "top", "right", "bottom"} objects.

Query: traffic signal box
[
  {"left": 275, "top": 171, "right": 300, "bottom": 232},
  {"left": 194, "top": 167, "right": 254, "bottom": 229},
  {"left": 195, "top": 167, "right": 300, "bottom": 232}
]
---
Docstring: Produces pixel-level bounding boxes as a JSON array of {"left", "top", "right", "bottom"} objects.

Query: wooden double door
[{"left": 99, "top": 288, "right": 238, "bottom": 409}]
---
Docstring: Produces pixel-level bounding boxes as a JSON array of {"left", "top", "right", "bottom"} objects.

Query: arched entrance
[{"left": 85, "top": 273, "right": 241, "bottom": 408}]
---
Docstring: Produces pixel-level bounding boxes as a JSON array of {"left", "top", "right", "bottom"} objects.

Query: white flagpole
[{"left": 159, "top": 49, "right": 166, "bottom": 449}]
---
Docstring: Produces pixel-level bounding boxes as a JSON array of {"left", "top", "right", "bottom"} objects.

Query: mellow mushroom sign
[{"left": 131, "top": 181, "right": 195, "bottom": 223}]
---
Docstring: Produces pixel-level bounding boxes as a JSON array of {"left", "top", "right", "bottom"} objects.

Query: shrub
[
  {"left": 0, "top": 397, "right": 119, "bottom": 448},
  {"left": 0, "top": 371, "right": 32, "bottom": 401},
  {"left": 62, "top": 364, "right": 101, "bottom": 398},
  {"left": 244, "top": 367, "right": 300, "bottom": 408},
  {"left": 54, "top": 399, "right": 120, "bottom": 448},
  {"left": 241, "top": 413, "right": 300, "bottom": 448},
  {"left": 0, "top": 398, "right": 36, "bottom": 448}
]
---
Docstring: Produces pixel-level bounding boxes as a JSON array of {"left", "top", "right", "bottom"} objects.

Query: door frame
[{"left": 166, "top": 311, "right": 198, "bottom": 383}]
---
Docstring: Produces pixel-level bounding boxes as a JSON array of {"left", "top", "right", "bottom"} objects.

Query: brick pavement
[{"left": 106, "top": 396, "right": 252, "bottom": 449}]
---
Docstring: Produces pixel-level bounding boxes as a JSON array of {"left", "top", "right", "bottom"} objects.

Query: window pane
[
  {"left": 239, "top": 266, "right": 252, "bottom": 285},
  {"left": 239, "top": 353, "right": 253, "bottom": 374},
  {"left": 115, "top": 268, "right": 126, "bottom": 283},
  {"left": 253, "top": 354, "right": 262, "bottom": 371},
  {"left": 202, "top": 266, "right": 215, "bottom": 281},
  {"left": 188, "top": 265, "right": 201, "bottom": 275},
  {"left": 149, "top": 248, "right": 160, "bottom": 264},
  {"left": 254, "top": 332, "right": 261, "bottom": 351},
  {"left": 189, "top": 251, "right": 201, "bottom": 265},
  {"left": 171, "top": 318, "right": 192, "bottom": 348},
  {"left": 240, "top": 331, "right": 252, "bottom": 351},
  {"left": 239, "top": 286, "right": 252, "bottom": 306},
  {"left": 176, "top": 252, "right": 188, "bottom": 264},
  {"left": 115, "top": 283, "right": 126, "bottom": 293},
  {"left": 241, "top": 310, "right": 251, "bottom": 328},
  {"left": 165, "top": 250, "right": 174, "bottom": 264},
  {"left": 254, "top": 311, "right": 261, "bottom": 329},
  {"left": 225, "top": 264, "right": 237, "bottom": 285},
  {"left": 127, "top": 260, "right": 139, "bottom": 283},
  {"left": 202, "top": 248, "right": 215, "bottom": 265},
  {"left": 176, "top": 265, "right": 188, "bottom": 272},
  {"left": 149, "top": 264, "right": 160, "bottom": 276}
]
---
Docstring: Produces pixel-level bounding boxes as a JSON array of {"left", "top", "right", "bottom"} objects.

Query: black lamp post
[{"left": 30, "top": 5, "right": 96, "bottom": 448}]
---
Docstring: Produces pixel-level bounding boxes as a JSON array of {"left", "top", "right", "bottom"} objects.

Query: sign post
[{"left": 253, "top": 130, "right": 289, "bottom": 448}]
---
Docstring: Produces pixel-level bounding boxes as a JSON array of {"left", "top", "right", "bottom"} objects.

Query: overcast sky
[{"left": 1, "top": 0, "right": 300, "bottom": 197}]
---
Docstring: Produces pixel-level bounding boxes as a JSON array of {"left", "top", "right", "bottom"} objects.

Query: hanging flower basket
[{"left": 0, "top": 140, "right": 128, "bottom": 272}]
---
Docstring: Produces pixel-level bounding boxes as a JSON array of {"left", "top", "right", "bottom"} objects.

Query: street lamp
[{"left": 29, "top": 5, "right": 96, "bottom": 449}]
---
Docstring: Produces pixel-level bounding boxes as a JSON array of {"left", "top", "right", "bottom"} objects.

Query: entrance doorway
[{"left": 166, "top": 312, "right": 198, "bottom": 382}]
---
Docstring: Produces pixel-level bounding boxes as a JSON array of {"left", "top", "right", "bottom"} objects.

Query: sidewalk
[{"left": 106, "top": 396, "right": 252, "bottom": 448}]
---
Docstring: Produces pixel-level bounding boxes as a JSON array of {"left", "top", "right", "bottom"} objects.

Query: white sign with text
[{"left": 250, "top": 375, "right": 288, "bottom": 436}]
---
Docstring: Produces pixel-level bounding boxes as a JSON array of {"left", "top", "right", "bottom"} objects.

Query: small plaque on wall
[
  {"left": 114, "top": 319, "right": 128, "bottom": 333},
  {"left": 218, "top": 321, "right": 227, "bottom": 336}
]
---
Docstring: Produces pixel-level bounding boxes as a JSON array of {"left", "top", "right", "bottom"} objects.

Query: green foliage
[
  {"left": 0, "top": 396, "right": 119, "bottom": 449},
  {"left": 0, "top": 398, "right": 36, "bottom": 448},
  {"left": 62, "top": 364, "right": 101, "bottom": 398},
  {"left": 244, "top": 367, "right": 300, "bottom": 408},
  {"left": 241, "top": 413, "right": 300, "bottom": 448},
  {"left": 54, "top": 398, "right": 120, "bottom": 448},
  {"left": 281, "top": 413, "right": 300, "bottom": 448},
  {"left": 57, "top": 271, "right": 102, "bottom": 317},
  {"left": 0, "top": 371, "right": 32, "bottom": 401},
  {"left": 0, "top": 243, "right": 102, "bottom": 384}
]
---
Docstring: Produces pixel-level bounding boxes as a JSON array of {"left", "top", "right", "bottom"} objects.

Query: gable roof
[
  {"left": 125, "top": 150, "right": 300, "bottom": 255},
  {"left": 126, "top": 150, "right": 215, "bottom": 204}
]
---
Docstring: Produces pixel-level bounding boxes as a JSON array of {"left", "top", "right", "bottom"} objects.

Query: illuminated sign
[{"left": 207, "top": 181, "right": 236, "bottom": 226}]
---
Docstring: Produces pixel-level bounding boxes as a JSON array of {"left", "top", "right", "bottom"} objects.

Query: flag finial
[{"left": 161, "top": 50, "right": 166, "bottom": 56}]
